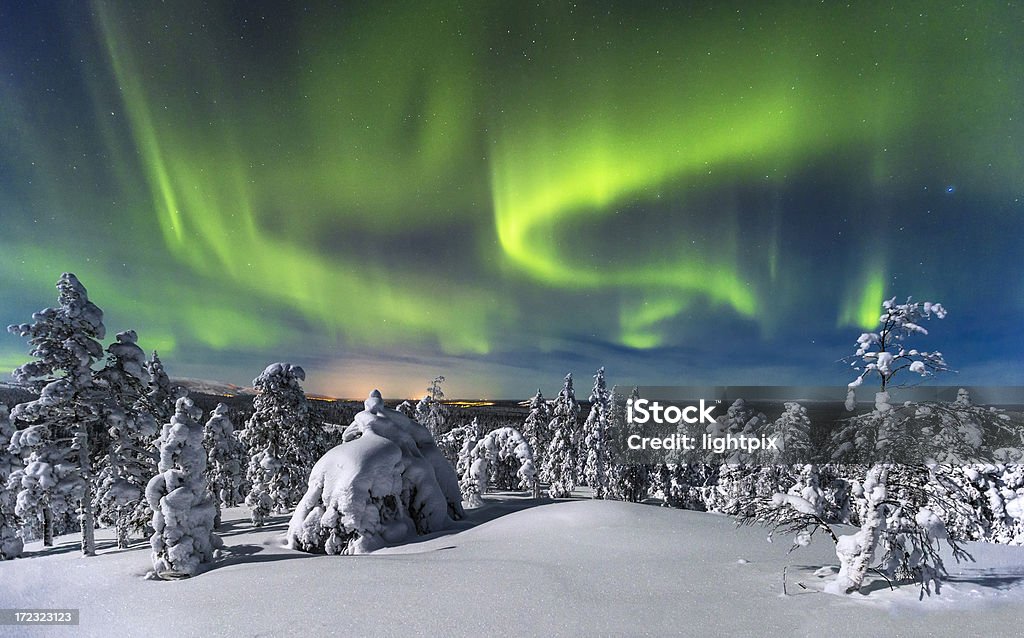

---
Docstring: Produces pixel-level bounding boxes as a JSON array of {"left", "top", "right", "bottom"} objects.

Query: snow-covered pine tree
[
  {"left": 764, "top": 402, "right": 813, "bottom": 464},
  {"left": 705, "top": 398, "right": 769, "bottom": 463},
  {"left": 6, "top": 272, "right": 106, "bottom": 555},
  {"left": 651, "top": 463, "right": 711, "bottom": 510},
  {"left": 0, "top": 405, "right": 24, "bottom": 559},
  {"left": 436, "top": 416, "right": 475, "bottom": 468},
  {"left": 396, "top": 400, "right": 416, "bottom": 419},
  {"left": 145, "top": 351, "right": 177, "bottom": 424},
  {"left": 582, "top": 367, "right": 612, "bottom": 499},
  {"left": 613, "top": 386, "right": 650, "bottom": 503},
  {"left": 460, "top": 426, "right": 536, "bottom": 508},
  {"left": 833, "top": 301, "right": 976, "bottom": 469},
  {"left": 204, "top": 403, "right": 242, "bottom": 528},
  {"left": 415, "top": 375, "right": 449, "bottom": 438},
  {"left": 759, "top": 296, "right": 977, "bottom": 596},
  {"left": 521, "top": 389, "right": 551, "bottom": 496},
  {"left": 544, "top": 373, "right": 581, "bottom": 498},
  {"left": 702, "top": 398, "right": 779, "bottom": 515},
  {"left": 239, "top": 363, "right": 313, "bottom": 526},
  {"left": 93, "top": 330, "right": 159, "bottom": 549},
  {"left": 845, "top": 296, "right": 949, "bottom": 409},
  {"left": 146, "top": 396, "right": 220, "bottom": 578},
  {"left": 455, "top": 417, "right": 483, "bottom": 491}
]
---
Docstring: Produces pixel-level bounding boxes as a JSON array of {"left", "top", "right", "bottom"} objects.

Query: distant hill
[{"left": 172, "top": 377, "right": 254, "bottom": 397}]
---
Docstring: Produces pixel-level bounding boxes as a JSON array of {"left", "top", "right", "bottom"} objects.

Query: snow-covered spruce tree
[
  {"left": 454, "top": 418, "right": 483, "bottom": 496},
  {"left": 702, "top": 398, "right": 782, "bottom": 516},
  {"left": 6, "top": 272, "right": 106, "bottom": 555},
  {"left": 239, "top": 363, "right": 313, "bottom": 526},
  {"left": 144, "top": 351, "right": 177, "bottom": 424},
  {"left": 395, "top": 400, "right": 416, "bottom": 420},
  {"left": 440, "top": 416, "right": 479, "bottom": 470},
  {"left": 93, "top": 330, "right": 160, "bottom": 549},
  {"left": 521, "top": 389, "right": 551, "bottom": 496},
  {"left": 651, "top": 463, "right": 711, "bottom": 510},
  {"left": 763, "top": 402, "right": 813, "bottom": 465},
  {"left": 613, "top": 386, "right": 651, "bottom": 503},
  {"left": 146, "top": 396, "right": 220, "bottom": 578},
  {"left": 460, "top": 426, "right": 536, "bottom": 508},
  {"left": 287, "top": 390, "right": 464, "bottom": 554},
  {"left": 414, "top": 375, "right": 449, "bottom": 439},
  {"left": 581, "top": 367, "right": 612, "bottom": 499},
  {"left": 0, "top": 405, "right": 24, "bottom": 559},
  {"left": 204, "top": 403, "right": 243, "bottom": 528},
  {"left": 544, "top": 373, "right": 581, "bottom": 498},
  {"left": 704, "top": 398, "right": 769, "bottom": 464}
]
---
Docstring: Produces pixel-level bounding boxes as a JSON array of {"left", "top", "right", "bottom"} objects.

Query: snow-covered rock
[{"left": 287, "top": 390, "right": 463, "bottom": 555}]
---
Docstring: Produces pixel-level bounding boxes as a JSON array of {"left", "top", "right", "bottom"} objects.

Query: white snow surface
[{"left": 2, "top": 496, "right": 1024, "bottom": 637}]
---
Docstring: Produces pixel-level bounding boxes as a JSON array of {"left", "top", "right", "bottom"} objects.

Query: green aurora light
[{"left": 1, "top": 0, "right": 1021, "bottom": 395}]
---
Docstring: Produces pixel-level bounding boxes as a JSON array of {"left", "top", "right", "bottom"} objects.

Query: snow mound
[{"left": 286, "top": 390, "right": 463, "bottom": 554}]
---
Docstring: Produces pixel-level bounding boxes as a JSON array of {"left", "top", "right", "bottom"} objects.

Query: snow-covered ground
[{"left": 2, "top": 495, "right": 1023, "bottom": 637}]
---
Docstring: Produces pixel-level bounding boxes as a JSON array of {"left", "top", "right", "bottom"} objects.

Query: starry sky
[{"left": 1, "top": 1, "right": 1022, "bottom": 399}]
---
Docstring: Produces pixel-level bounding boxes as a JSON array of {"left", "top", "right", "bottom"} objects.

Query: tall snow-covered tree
[
  {"left": 833, "top": 299, "right": 975, "bottom": 595},
  {"left": 756, "top": 297, "right": 978, "bottom": 596},
  {"left": 454, "top": 417, "right": 484, "bottom": 492},
  {"left": 705, "top": 398, "right": 769, "bottom": 463},
  {"left": 93, "top": 330, "right": 159, "bottom": 549},
  {"left": 145, "top": 351, "right": 177, "bottom": 423},
  {"left": 146, "top": 396, "right": 220, "bottom": 578},
  {"left": 763, "top": 402, "right": 813, "bottom": 464},
  {"left": 521, "top": 390, "right": 551, "bottom": 497},
  {"left": 6, "top": 272, "right": 106, "bottom": 555},
  {"left": 204, "top": 403, "right": 243, "bottom": 528},
  {"left": 612, "top": 386, "right": 650, "bottom": 503},
  {"left": 582, "top": 367, "right": 612, "bottom": 499},
  {"left": 544, "top": 373, "right": 581, "bottom": 498},
  {"left": 846, "top": 296, "right": 948, "bottom": 401},
  {"left": 239, "top": 363, "right": 313, "bottom": 525},
  {"left": 0, "top": 405, "right": 24, "bottom": 559},
  {"left": 415, "top": 375, "right": 449, "bottom": 438}
]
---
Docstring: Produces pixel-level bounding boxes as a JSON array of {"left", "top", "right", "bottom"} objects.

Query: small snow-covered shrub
[{"left": 287, "top": 390, "right": 463, "bottom": 555}]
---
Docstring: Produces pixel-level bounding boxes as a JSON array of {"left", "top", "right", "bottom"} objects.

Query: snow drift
[{"left": 287, "top": 390, "right": 463, "bottom": 554}]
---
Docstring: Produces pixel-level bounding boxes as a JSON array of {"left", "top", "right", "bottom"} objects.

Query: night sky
[{"left": 2, "top": 1, "right": 1022, "bottom": 399}]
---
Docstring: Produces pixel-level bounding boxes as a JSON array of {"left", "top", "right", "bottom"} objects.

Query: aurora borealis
[{"left": 2, "top": 1, "right": 1022, "bottom": 398}]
